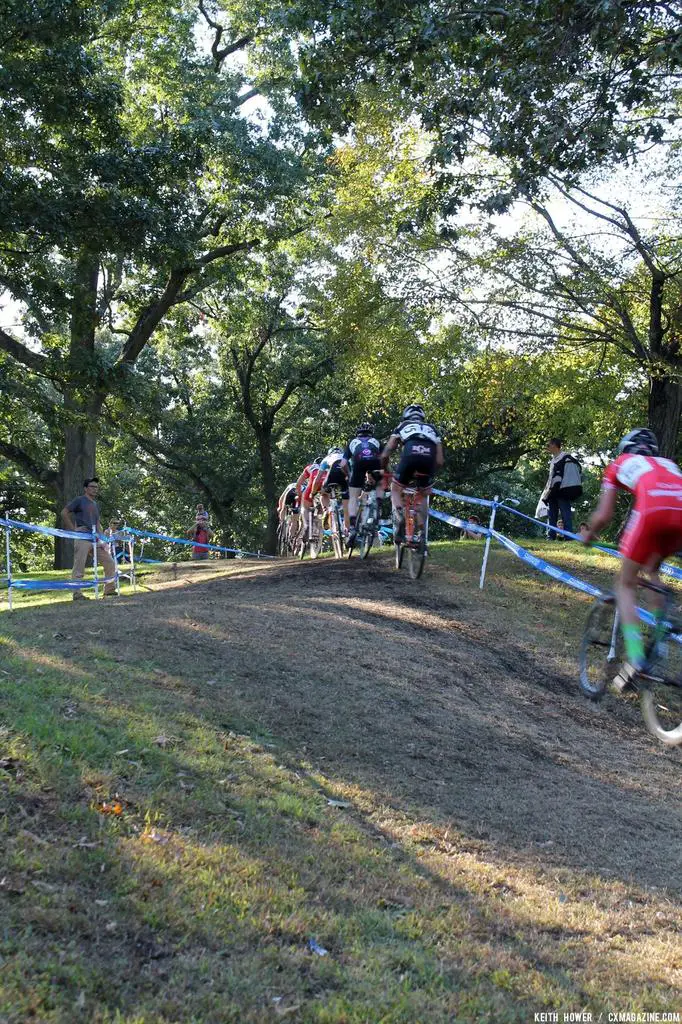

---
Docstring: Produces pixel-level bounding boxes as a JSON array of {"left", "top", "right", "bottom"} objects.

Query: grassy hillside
[{"left": 0, "top": 544, "right": 680, "bottom": 1022}]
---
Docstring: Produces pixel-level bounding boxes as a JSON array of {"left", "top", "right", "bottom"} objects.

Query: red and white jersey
[
  {"left": 301, "top": 462, "right": 321, "bottom": 483},
  {"left": 602, "top": 453, "right": 682, "bottom": 512}
]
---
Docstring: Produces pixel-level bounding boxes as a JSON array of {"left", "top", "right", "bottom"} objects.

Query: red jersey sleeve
[{"left": 602, "top": 457, "right": 622, "bottom": 491}]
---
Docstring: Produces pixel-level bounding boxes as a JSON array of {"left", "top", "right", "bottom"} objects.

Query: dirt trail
[{"left": 33, "top": 552, "right": 680, "bottom": 895}]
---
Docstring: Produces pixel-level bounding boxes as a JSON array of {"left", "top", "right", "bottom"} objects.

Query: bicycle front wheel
[
  {"left": 640, "top": 634, "right": 682, "bottom": 745},
  {"left": 579, "top": 596, "right": 620, "bottom": 701},
  {"left": 360, "top": 527, "right": 375, "bottom": 560}
]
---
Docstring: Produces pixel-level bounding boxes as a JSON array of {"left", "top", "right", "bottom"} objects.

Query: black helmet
[
  {"left": 617, "top": 428, "right": 659, "bottom": 457},
  {"left": 313, "top": 454, "right": 324, "bottom": 465},
  {"left": 401, "top": 404, "right": 425, "bottom": 422},
  {"left": 357, "top": 422, "right": 374, "bottom": 436}
]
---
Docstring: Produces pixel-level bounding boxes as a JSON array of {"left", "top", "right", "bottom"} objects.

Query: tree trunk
[
  {"left": 55, "top": 252, "right": 101, "bottom": 569},
  {"left": 257, "top": 430, "right": 278, "bottom": 555},
  {"left": 55, "top": 421, "right": 97, "bottom": 568},
  {"left": 648, "top": 372, "right": 682, "bottom": 459}
]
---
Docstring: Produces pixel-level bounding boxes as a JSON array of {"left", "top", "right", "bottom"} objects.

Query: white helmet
[
  {"left": 401, "top": 404, "right": 425, "bottom": 423},
  {"left": 617, "top": 428, "right": 659, "bottom": 457}
]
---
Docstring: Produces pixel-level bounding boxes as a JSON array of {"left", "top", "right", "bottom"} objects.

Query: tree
[
  {"left": 285, "top": 0, "right": 682, "bottom": 206},
  {"left": 431, "top": 176, "right": 682, "bottom": 455},
  {"left": 200, "top": 253, "right": 336, "bottom": 553},
  {"left": 0, "top": 0, "right": 330, "bottom": 564}
]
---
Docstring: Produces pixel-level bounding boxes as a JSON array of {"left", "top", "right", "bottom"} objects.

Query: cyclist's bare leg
[
  {"left": 349, "top": 487, "right": 362, "bottom": 521},
  {"left": 414, "top": 491, "right": 429, "bottom": 532},
  {"left": 391, "top": 479, "right": 404, "bottom": 515},
  {"left": 616, "top": 557, "right": 650, "bottom": 670}
]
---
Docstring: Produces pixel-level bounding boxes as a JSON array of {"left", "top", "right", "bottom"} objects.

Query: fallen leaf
[
  {"left": 74, "top": 991, "right": 86, "bottom": 1011},
  {"left": 114, "top": 749, "right": 129, "bottom": 756},
  {"left": 327, "top": 799, "right": 350, "bottom": 809},
  {"left": 96, "top": 801, "right": 123, "bottom": 816},
  {"left": 73, "top": 837, "right": 100, "bottom": 849},
  {"left": 105, "top": 921, "right": 117, "bottom": 932},
  {"left": 94, "top": 899, "right": 109, "bottom": 906},
  {"left": 153, "top": 735, "right": 171, "bottom": 747}
]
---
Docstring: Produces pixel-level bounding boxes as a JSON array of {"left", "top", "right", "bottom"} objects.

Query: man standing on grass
[
  {"left": 61, "top": 478, "right": 117, "bottom": 599},
  {"left": 541, "top": 438, "right": 583, "bottom": 540}
]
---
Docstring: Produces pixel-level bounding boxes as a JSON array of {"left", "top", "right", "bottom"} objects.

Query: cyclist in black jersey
[
  {"left": 381, "top": 404, "right": 444, "bottom": 537},
  {"left": 341, "top": 423, "right": 384, "bottom": 543}
]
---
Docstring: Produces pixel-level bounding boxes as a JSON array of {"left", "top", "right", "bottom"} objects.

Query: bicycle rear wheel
[
  {"left": 579, "top": 596, "right": 621, "bottom": 701},
  {"left": 407, "top": 533, "right": 427, "bottom": 579},
  {"left": 309, "top": 533, "right": 322, "bottom": 559},
  {"left": 331, "top": 508, "right": 344, "bottom": 559},
  {"left": 359, "top": 499, "right": 376, "bottom": 560}
]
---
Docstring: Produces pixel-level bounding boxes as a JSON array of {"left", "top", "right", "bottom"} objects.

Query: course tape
[
  {"left": 0, "top": 516, "right": 273, "bottom": 560},
  {"left": 120, "top": 526, "right": 274, "bottom": 560},
  {"left": 496, "top": 502, "right": 682, "bottom": 582},
  {"left": 10, "top": 576, "right": 118, "bottom": 591},
  {"left": 430, "top": 508, "right": 491, "bottom": 537},
  {"left": 490, "top": 530, "right": 603, "bottom": 598},
  {"left": 432, "top": 488, "right": 495, "bottom": 509},
  {"left": 0, "top": 517, "right": 101, "bottom": 542}
]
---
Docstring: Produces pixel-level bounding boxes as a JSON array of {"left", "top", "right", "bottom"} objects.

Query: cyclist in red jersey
[
  {"left": 582, "top": 428, "right": 682, "bottom": 687},
  {"left": 296, "top": 457, "right": 324, "bottom": 513}
]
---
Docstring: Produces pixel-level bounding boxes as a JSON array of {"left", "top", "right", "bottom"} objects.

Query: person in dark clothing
[{"left": 541, "top": 438, "right": 583, "bottom": 540}]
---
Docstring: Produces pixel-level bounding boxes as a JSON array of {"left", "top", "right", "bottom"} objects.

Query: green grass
[{"left": 0, "top": 542, "right": 680, "bottom": 1022}]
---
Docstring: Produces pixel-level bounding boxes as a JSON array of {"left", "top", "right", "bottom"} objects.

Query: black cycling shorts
[
  {"left": 394, "top": 452, "right": 436, "bottom": 488},
  {"left": 349, "top": 457, "right": 383, "bottom": 489},
  {"left": 323, "top": 464, "right": 349, "bottom": 500}
]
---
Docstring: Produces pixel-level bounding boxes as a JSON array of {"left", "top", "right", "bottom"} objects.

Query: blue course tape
[
  {"left": 432, "top": 488, "right": 495, "bottom": 509},
  {"left": 0, "top": 517, "right": 99, "bottom": 542},
  {"left": 122, "top": 526, "right": 273, "bottom": 560},
  {"left": 496, "top": 502, "right": 682, "bottom": 583},
  {"left": 430, "top": 508, "right": 491, "bottom": 537},
  {"left": 490, "top": 530, "right": 603, "bottom": 599},
  {"left": 11, "top": 577, "right": 117, "bottom": 591}
]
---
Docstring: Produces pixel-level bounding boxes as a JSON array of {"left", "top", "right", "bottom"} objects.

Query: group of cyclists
[
  {"left": 278, "top": 414, "right": 682, "bottom": 696},
  {"left": 277, "top": 404, "right": 444, "bottom": 552}
]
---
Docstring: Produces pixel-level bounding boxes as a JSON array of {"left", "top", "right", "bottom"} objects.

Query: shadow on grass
[{"left": 0, "top": 554, "right": 680, "bottom": 1020}]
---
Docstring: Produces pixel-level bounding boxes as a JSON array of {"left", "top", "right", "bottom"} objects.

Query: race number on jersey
[{"left": 397, "top": 422, "right": 441, "bottom": 445}]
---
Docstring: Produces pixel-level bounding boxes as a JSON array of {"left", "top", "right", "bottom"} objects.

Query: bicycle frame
[{"left": 402, "top": 486, "right": 430, "bottom": 545}]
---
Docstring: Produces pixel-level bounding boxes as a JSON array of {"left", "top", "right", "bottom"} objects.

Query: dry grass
[{"left": 0, "top": 543, "right": 680, "bottom": 1022}]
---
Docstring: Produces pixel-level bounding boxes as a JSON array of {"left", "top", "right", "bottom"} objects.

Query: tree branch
[
  {"left": 0, "top": 439, "right": 61, "bottom": 494},
  {"left": 0, "top": 327, "right": 54, "bottom": 377}
]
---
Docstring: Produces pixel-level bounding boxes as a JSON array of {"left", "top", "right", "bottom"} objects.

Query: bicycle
[
  {"left": 394, "top": 473, "right": 431, "bottom": 580},
  {"left": 297, "top": 500, "right": 323, "bottom": 560},
  {"left": 277, "top": 509, "right": 300, "bottom": 557},
  {"left": 579, "top": 578, "right": 682, "bottom": 746},
  {"left": 347, "top": 471, "right": 382, "bottom": 560},
  {"left": 324, "top": 484, "right": 346, "bottom": 559}
]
